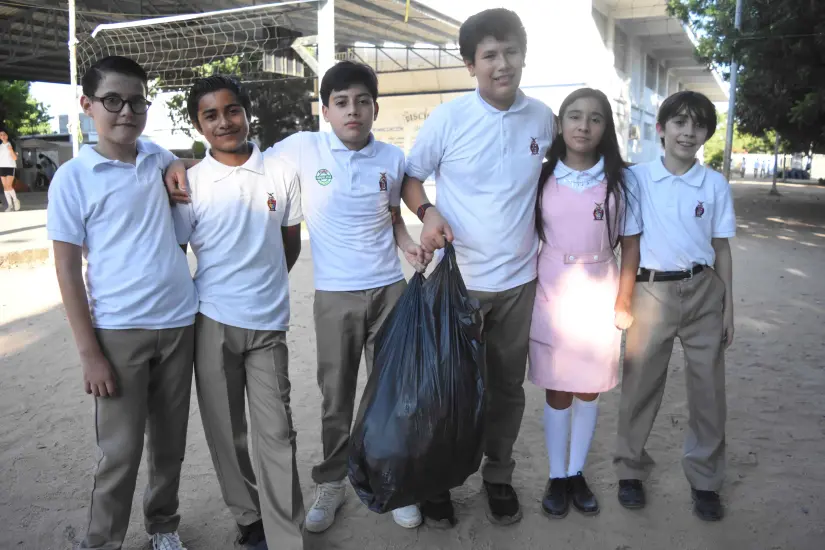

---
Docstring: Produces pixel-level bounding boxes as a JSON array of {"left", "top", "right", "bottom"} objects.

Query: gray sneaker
[{"left": 149, "top": 531, "right": 187, "bottom": 550}]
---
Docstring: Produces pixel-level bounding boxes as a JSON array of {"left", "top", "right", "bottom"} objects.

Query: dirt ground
[{"left": 1, "top": 181, "right": 824, "bottom": 550}]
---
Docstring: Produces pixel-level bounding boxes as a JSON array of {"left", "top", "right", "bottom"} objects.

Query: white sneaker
[
  {"left": 392, "top": 505, "right": 422, "bottom": 529},
  {"left": 12, "top": 199, "right": 20, "bottom": 211},
  {"left": 150, "top": 531, "right": 187, "bottom": 550},
  {"left": 305, "top": 480, "right": 347, "bottom": 533}
]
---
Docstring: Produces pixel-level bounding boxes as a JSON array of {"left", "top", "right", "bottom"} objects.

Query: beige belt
[{"left": 541, "top": 248, "right": 614, "bottom": 265}]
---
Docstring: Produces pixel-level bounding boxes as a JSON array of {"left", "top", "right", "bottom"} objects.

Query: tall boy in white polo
[
  {"left": 402, "top": 8, "right": 555, "bottom": 525},
  {"left": 172, "top": 142, "right": 304, "bottom": 549}
]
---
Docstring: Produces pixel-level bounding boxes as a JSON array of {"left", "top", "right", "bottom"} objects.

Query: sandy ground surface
[{"left": 1, "top": 181, "right": 824, "bottom": 550}]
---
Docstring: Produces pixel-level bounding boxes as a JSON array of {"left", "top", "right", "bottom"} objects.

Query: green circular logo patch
[{"left": 315, "top": 169, "right": 333, "bottom": 186}]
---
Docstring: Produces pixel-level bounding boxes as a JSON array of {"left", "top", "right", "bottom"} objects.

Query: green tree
[
  {"left": 0, "top": 80, "right": 52, "bottom": 136},
  {"left": 703, "top": 113, "right": 779, "bottom": 169},
  {"left": 163, "top": 56, "right": 317, "bottom": 149},
  {"left": 668, "top": 0, "right": 825, "bottom": 153}
]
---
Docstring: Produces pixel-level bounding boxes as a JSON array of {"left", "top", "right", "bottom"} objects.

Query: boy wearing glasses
[{"left": 47, "top": 56, "right": 198, "bottom": 550}]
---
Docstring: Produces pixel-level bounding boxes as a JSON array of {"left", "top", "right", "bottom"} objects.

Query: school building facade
[{"left": 370, "top": 0, "right": 727, "bottom": 164}]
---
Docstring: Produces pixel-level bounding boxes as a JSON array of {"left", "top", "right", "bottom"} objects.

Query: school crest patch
[
  {"left": 379, "top": 172, "right": 388, "bottom": 191},
  {"left": 315, "top": 169, "right": 333, "bottom": 186},
  {"left": 593, "top": 203, "right": 605, "bottom": 221},
  {"left": 695, "top": 201, "right": 705, "bottom": 218},
  {"left": 267, "top": 193, "right": 277, "bottom": 211},
  {"left": 530, "top": 137, "right": 540, "bottom": 155}
]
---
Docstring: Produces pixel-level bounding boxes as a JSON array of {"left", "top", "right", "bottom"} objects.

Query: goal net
[{"left": 76, "top": 1, "right": 317, "bottom": 90}]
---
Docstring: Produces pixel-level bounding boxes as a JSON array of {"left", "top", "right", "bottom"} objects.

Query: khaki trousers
[
  {"left": 469, "top": 279, "right": 537, "bottom": 485},
  {"left": 615, "top": 268, "right": 727, "bottom": 491},
  {"left": 310, "top": 279, "right": 407, "bottom": 484},
  {"left": 81, "top": 326, "right": 194, "bottom": 550},
  {"left": 194, "top": 314, "right": 303, "bottom": 549}
]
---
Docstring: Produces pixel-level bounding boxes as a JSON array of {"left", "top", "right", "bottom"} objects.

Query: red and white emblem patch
[
  {"left": 379, "top": 172, "right": 388, "bottom": 191},
  {"left": 695, "top": 201, "right": 705, "bottom": 218},
  {"left": 530, "top": 137, "right": 539, "bottom": 155},
  {"left": 593, "top": 202, "right": 605, "bottom": 221},
  {"left": 267, "top": 193, "right": 277, "bottom": 211}
]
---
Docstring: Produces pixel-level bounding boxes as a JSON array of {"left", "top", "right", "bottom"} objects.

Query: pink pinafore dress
[{"left": 528, "top": 166, "right": 623, "bottom": 393}]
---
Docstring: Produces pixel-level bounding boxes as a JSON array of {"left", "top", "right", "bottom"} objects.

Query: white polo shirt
[
  {"left": 173, "top": 144, "right": 302, "bottom": 331},
  {"left": 406, "top": 89, "right": 555, "bottom": 292},
  {"left": 0, "top": 142, "right": 15, "bottom": 168},
  {"left": 626, "top": 157, "right": 736, "bottom": 270},
  {"left": 266, "top": 131, "right": 405, "bottom": 292},
  {"left": 47, "top": 140, "right": 198, "bottom": 330}
]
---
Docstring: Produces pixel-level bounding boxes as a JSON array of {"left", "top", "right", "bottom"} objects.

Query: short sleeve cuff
[
  {"left": 283, "top": 215, "right": 304, "bottom": 227},
  {"left": 712, "top": 231, "right": 736, "bottom": 238},
  {"left": 48, "top": 230, "right": 84, "bottom": 246},
  {"left": 404, "top": 162, "right": 432, "bottom": 182}
]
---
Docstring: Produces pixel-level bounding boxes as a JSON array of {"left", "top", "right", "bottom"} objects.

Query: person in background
[{"left": 0, "top": 129, "right": 20, "bottom": 211}]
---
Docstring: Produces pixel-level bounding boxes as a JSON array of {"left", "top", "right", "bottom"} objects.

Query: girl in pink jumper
[{"left": 530, "top": 88, "right": 641, "bottom": 519}]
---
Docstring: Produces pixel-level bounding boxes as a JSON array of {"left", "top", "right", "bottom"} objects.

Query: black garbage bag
[{"left": 348, "top": 243, "right": 485, "bottom": 514}]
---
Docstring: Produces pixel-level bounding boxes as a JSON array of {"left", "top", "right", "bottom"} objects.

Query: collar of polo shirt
[
  {"left": 474, "top": 88, "right": 529, "bottom": 114},
  {"left": 204, "top": 142, "right": 265, "bottom": 181},
  {"left": 651, "top": 155, "right": 706, "bottom": 187},
  {"left": 78, "top": 138, "right": 165, "bottom": 171},
  {"left": 554, "top": 157, "right": 605, "bottom": 182},
  {"left": 328, "top": 131, "right": 377, "bottom": 157}
]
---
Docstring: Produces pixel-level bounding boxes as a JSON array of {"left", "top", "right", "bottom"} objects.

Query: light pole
[{"left": 722, "top": 0, "right": 744, "bottom": 181}]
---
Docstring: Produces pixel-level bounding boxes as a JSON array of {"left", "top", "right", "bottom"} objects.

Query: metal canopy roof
[{"left": 0, "top": 0, "right": 461, "bottom": 84}]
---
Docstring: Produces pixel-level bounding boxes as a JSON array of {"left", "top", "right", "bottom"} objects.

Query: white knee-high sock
[
  {"left": 8, "top": 189, "right": 19, "bottom": 208},
  {"left": 567, "top": 397, "right": 599, "bottom": 476},
  {"left": 4, "top": 191, "right": 12, "bottom": 206},
  {"left": 544, "top": 403, "right": 570, "bottom": 479}
]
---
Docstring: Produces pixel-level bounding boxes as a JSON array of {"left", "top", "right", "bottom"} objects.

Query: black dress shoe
[
  {"left": 421, "top": 491, "right": 456, "bottom": 527},
  {"left": 618, "top": 479, "right": 646, "bottom": 509},
  {"left": 541, "top": 478, "right": 569, "bottom": 519},
  {"left": 568, "top": 472, "right": 599, "bottom": 516},
  {"left": 692, "top": 489, "right": 723, "bottom": 521},
  {"left": 483, "top": 481, "right": 523, "bottom": 525},
  {"left": 237, "top": 520, "right": 268, "bottom": 550}
]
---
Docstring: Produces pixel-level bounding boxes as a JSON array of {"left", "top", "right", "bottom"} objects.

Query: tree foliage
[
  {"left": 0, "top": 80, "right": 52, "bottom": 137},
  {"left": 703, "top": 113, "right": 779, "bottom": 169},
  {"left": 163, "top": 56, "right": 317, "bottom": 150},
  {"left": 668, "top": 0, "right": 825, "bottom": 152}
]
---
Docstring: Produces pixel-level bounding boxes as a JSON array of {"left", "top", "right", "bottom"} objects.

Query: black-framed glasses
[{"left": 90, "top": 95, "right": 152, "bottom": 115}]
